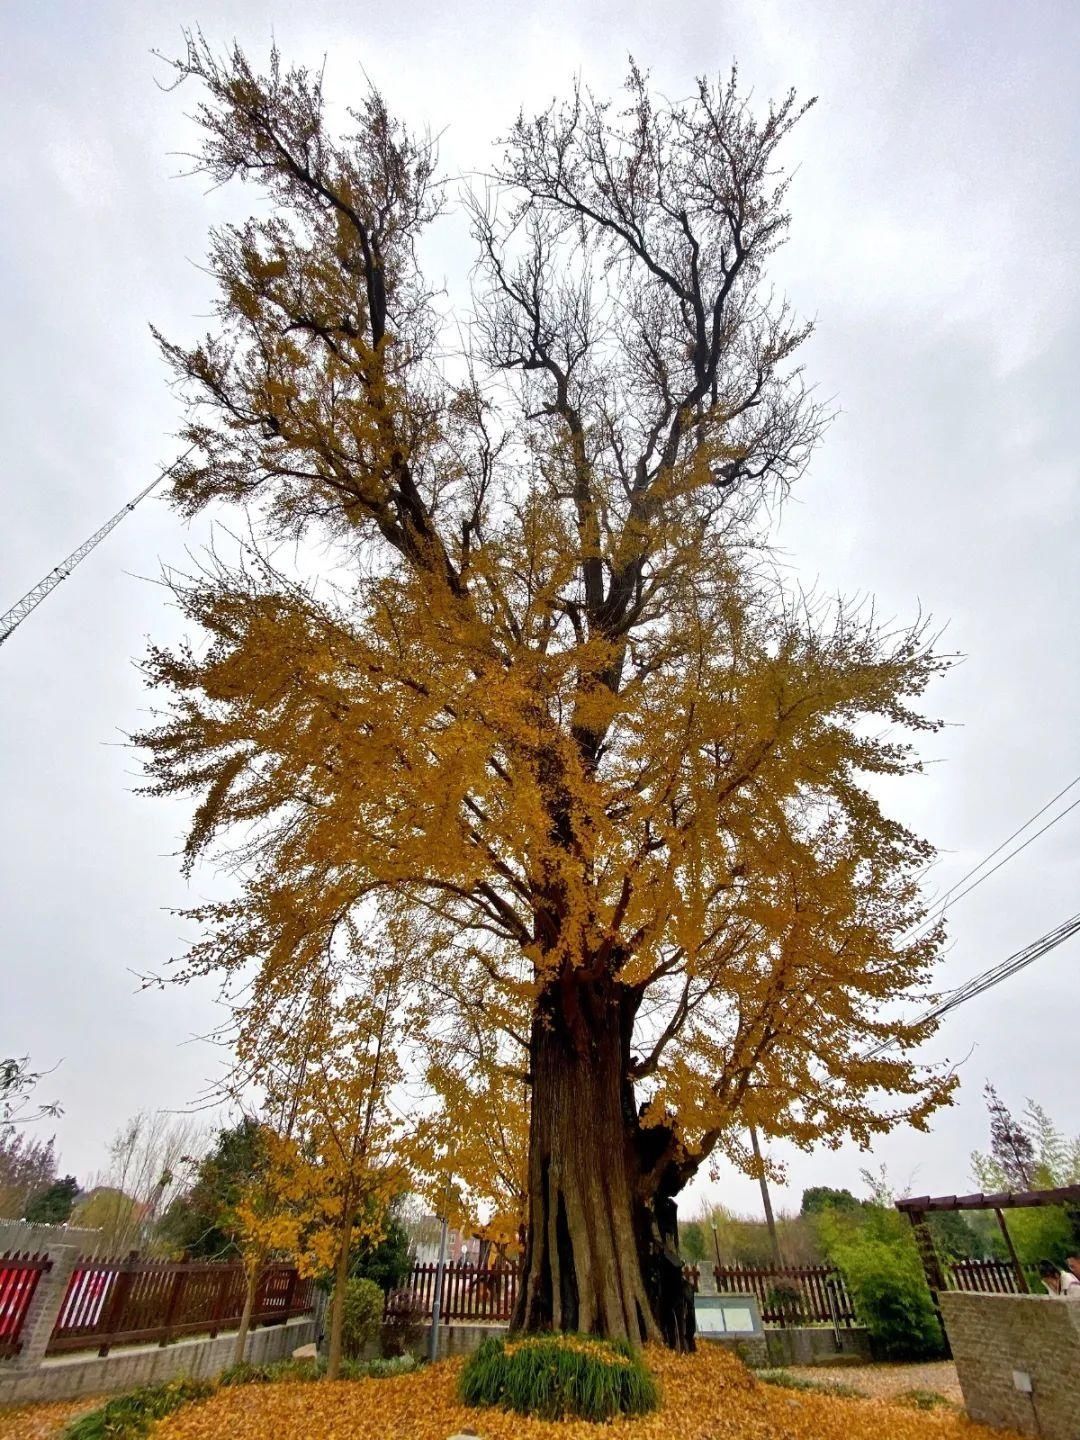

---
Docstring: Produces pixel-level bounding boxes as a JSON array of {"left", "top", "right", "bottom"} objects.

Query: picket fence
[
  {"left": 0, "top": 1250, "right": 312, "bottom": 1358},
  {"left": 387, "top": 1260, "right": 519, "bottom": 1323},
  {"left": 0, "top": 1253, "right": 51, "bottom": 1358},
  {"left": 947, "top": 1257, "right": 1038, "bottom": 1294},
  {"left": 710, "top": 1263, "right": 857, "bottom": 1326}
]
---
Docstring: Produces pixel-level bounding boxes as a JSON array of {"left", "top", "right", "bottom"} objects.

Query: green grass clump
[
  {"left": 755, "top": 1368, "right": 865, "bottom": 1398},
  {"left": 219, "top": 1353, "right": 418, "bottom": 1386},
  {"left": 895, "top": 1388, "right": 951, "bottom": 1410},
  {"left": 63, "top": 1379, "right": 214, "bottom": 1439},
  {"left": 459, "top": 1334, "right": 659, "bottom": 1422},
  {"left": 218, "top": 1360, "right": 278, "bottom": 1385}
]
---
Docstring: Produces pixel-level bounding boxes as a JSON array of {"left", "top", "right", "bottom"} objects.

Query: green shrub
[
  {"left": 815, "top": 1201, "right": 946, "bottom": 1361},
  {"left": 328, "top": 1354, "right": 419, "bottom": 1381},
  {"left": 361, "top": 1354, "right": 418, "bottom": 1378},
  {"left": 459, "top": 1334, "right": 659, "bottom": 1422},
  {"left": 335, "top": 1276, "right": 385, "bottom": 1358},
  {"left": 835, "top": 1238, "right": 945, "bottom": 1360},
  {"left": 63, "top": 1380, "right": 214, "bottom": 1439}
]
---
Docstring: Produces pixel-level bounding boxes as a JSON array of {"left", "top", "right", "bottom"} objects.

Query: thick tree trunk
[{"left": 511, "top": 971, "right": 694, "bottom": 1348}]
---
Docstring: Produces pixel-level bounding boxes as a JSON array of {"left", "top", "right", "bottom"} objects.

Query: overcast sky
[{"left": 2, "top": 0, "right": 1078, "bottom": 1220}]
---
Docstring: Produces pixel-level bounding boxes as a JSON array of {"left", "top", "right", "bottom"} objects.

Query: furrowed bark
[{"left": 511, "top": 969, "right": 695, "bottom": 1349}]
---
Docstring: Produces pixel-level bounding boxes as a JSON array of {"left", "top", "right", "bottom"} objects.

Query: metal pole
[
  {"left": 428, "top": 1212, "right": 449, "bottom": 1363},
  {"left": 749, "top": 1125, "right": 783, "bottom": 1267}
]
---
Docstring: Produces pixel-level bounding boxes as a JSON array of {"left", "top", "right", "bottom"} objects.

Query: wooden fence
[
  {"left": 712, "top": 1264, "right": 857, "bottom": 1327},
  {"left": 388, "top": 1261, "right": 520, "bottom": 1323},
  {"left": 0, "top": 1251, "right": 52, "bottom": 1358},
  {"left": 390, "top": 1260, "right": 860, "bottom": 1329},
  {"left": 45, "top": 1256, "right": 313, "bottom": 1356},
  {"left": 947, "top": 1257, "right": 1039, "bottom": 1294}
]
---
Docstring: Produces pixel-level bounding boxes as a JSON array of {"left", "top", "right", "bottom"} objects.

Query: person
[
  {"left": 1037, "top": 1259, "right": 1080, "bottom": 1298},
  {"left": 1038, "top": 1259, "right": 1062, "bottom": 1294},
  {"left": 1067, "top": 1253, "right": 1080, "bottom": 1285}
]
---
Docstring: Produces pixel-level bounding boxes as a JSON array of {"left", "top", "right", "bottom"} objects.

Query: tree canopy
[{"left": 139, "top": 36, "right": 956, "bottom": 1342}]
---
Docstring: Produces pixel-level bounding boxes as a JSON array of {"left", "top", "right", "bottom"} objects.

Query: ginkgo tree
[
  {"left": 229, "top": 948, "right": 405, "bottom": 1377},
  {"left": 139, "top": 35, "right": 957, "bottom": 1347}
]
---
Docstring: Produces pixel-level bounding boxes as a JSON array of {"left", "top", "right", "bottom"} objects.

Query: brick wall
[{"left": 940, "top": 1290, "right": 1080, "bottom": 1439}]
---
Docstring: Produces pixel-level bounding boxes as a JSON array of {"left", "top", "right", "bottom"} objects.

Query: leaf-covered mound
[
  {"left": 459, "top": 1333, "right": 659, "bottom": 1421},
  {"left": 143, "top": 1341, "right": 1025, "bottom": 1440}
]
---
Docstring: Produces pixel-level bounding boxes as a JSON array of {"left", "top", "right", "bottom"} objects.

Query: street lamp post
[
  {"left": 428, "top": 1212, "right": 450, "bottom": 1363},
  {"left": 428, "top": 1159, "right": 455, "bottom": 1364}
]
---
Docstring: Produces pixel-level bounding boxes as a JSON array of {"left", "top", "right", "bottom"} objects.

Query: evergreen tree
[
  {"left": 23, "top": 1175, "right": 79, "bottom": 1225},
  {"left": 158, "top": 1118, "right": 265, "bottom": 1259},
  {"left": 979, "top": 1082, "right": 1042, "bottom": 1192}
]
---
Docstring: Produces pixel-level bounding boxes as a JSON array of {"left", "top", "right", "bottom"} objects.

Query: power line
[
  {"left": 868, "top": 910, "right": 1080, "bottom": 1058},
  {"left": 0, "top": 447, "right": 193, "bottom": 651},
  {"left": 910, "top": 772, "right": 1080, "bottom": 937}
]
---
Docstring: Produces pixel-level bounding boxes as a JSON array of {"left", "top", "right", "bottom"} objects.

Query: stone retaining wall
[
  {"left": 941, "top": 1290, "right": 1080, "bottom": 1439},
  {"left": 764, "top": 1325, "right": 872, "bottom": 1366},
  {"left": 0, "top": 1221, "right": 104, "bottom": 1256},
  {"left": 0, "top": 1316, "right": 315, "bottom": 1408}
]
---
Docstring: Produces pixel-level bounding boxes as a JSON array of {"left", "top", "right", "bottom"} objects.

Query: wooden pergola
[{"left": 897, "top": 1184, "right": 1080, "bottom": 1297}]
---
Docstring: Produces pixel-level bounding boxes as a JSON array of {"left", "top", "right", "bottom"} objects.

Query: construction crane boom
[{"left": 0, "top": 449, "right": 191, "bottom": 650}]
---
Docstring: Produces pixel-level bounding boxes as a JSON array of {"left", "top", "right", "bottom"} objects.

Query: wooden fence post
[
  {"left": 281, "top": 1268, "right": 298, "bottom": 1317},
  {"left": 97, "top": 1252, "right": 140, "bottom": 1358},
  {"left": 159, "top": 1268, "right": 188, "bottom": 1347},
  {"left": 208, "top": 1267, "right": 230, "bottom": 1339}
]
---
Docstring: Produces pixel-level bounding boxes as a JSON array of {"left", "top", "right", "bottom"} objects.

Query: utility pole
[{"left": 749, "top": 1125, "right": 784, "bottom": 1268}]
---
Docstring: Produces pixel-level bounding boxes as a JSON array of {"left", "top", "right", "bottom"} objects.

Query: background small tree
[
  {"left": 23, "top": 1175, "right": 79, "bottom": 1225},
  {"left": 229, "top": 944, "right": 407, "bottom": 1378},
  {"left": 229, "top": 1123, "right": 306, "bottom": 1365},
  {"left": 801, "top": 1187, "right": 862, "bottom": 1217},
  {"left": 75, "top": 1111, "right": 206, "bottom": 1254},
  {"left": 970, "top": 1086, "right": 1080, "bottom": 1266},
  {"left": 978, "top": 1084, "right": 1037, "bottom": 1190},
  {"left": 679, "top": 1221, "right": 708, "bottom": 1264}
]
